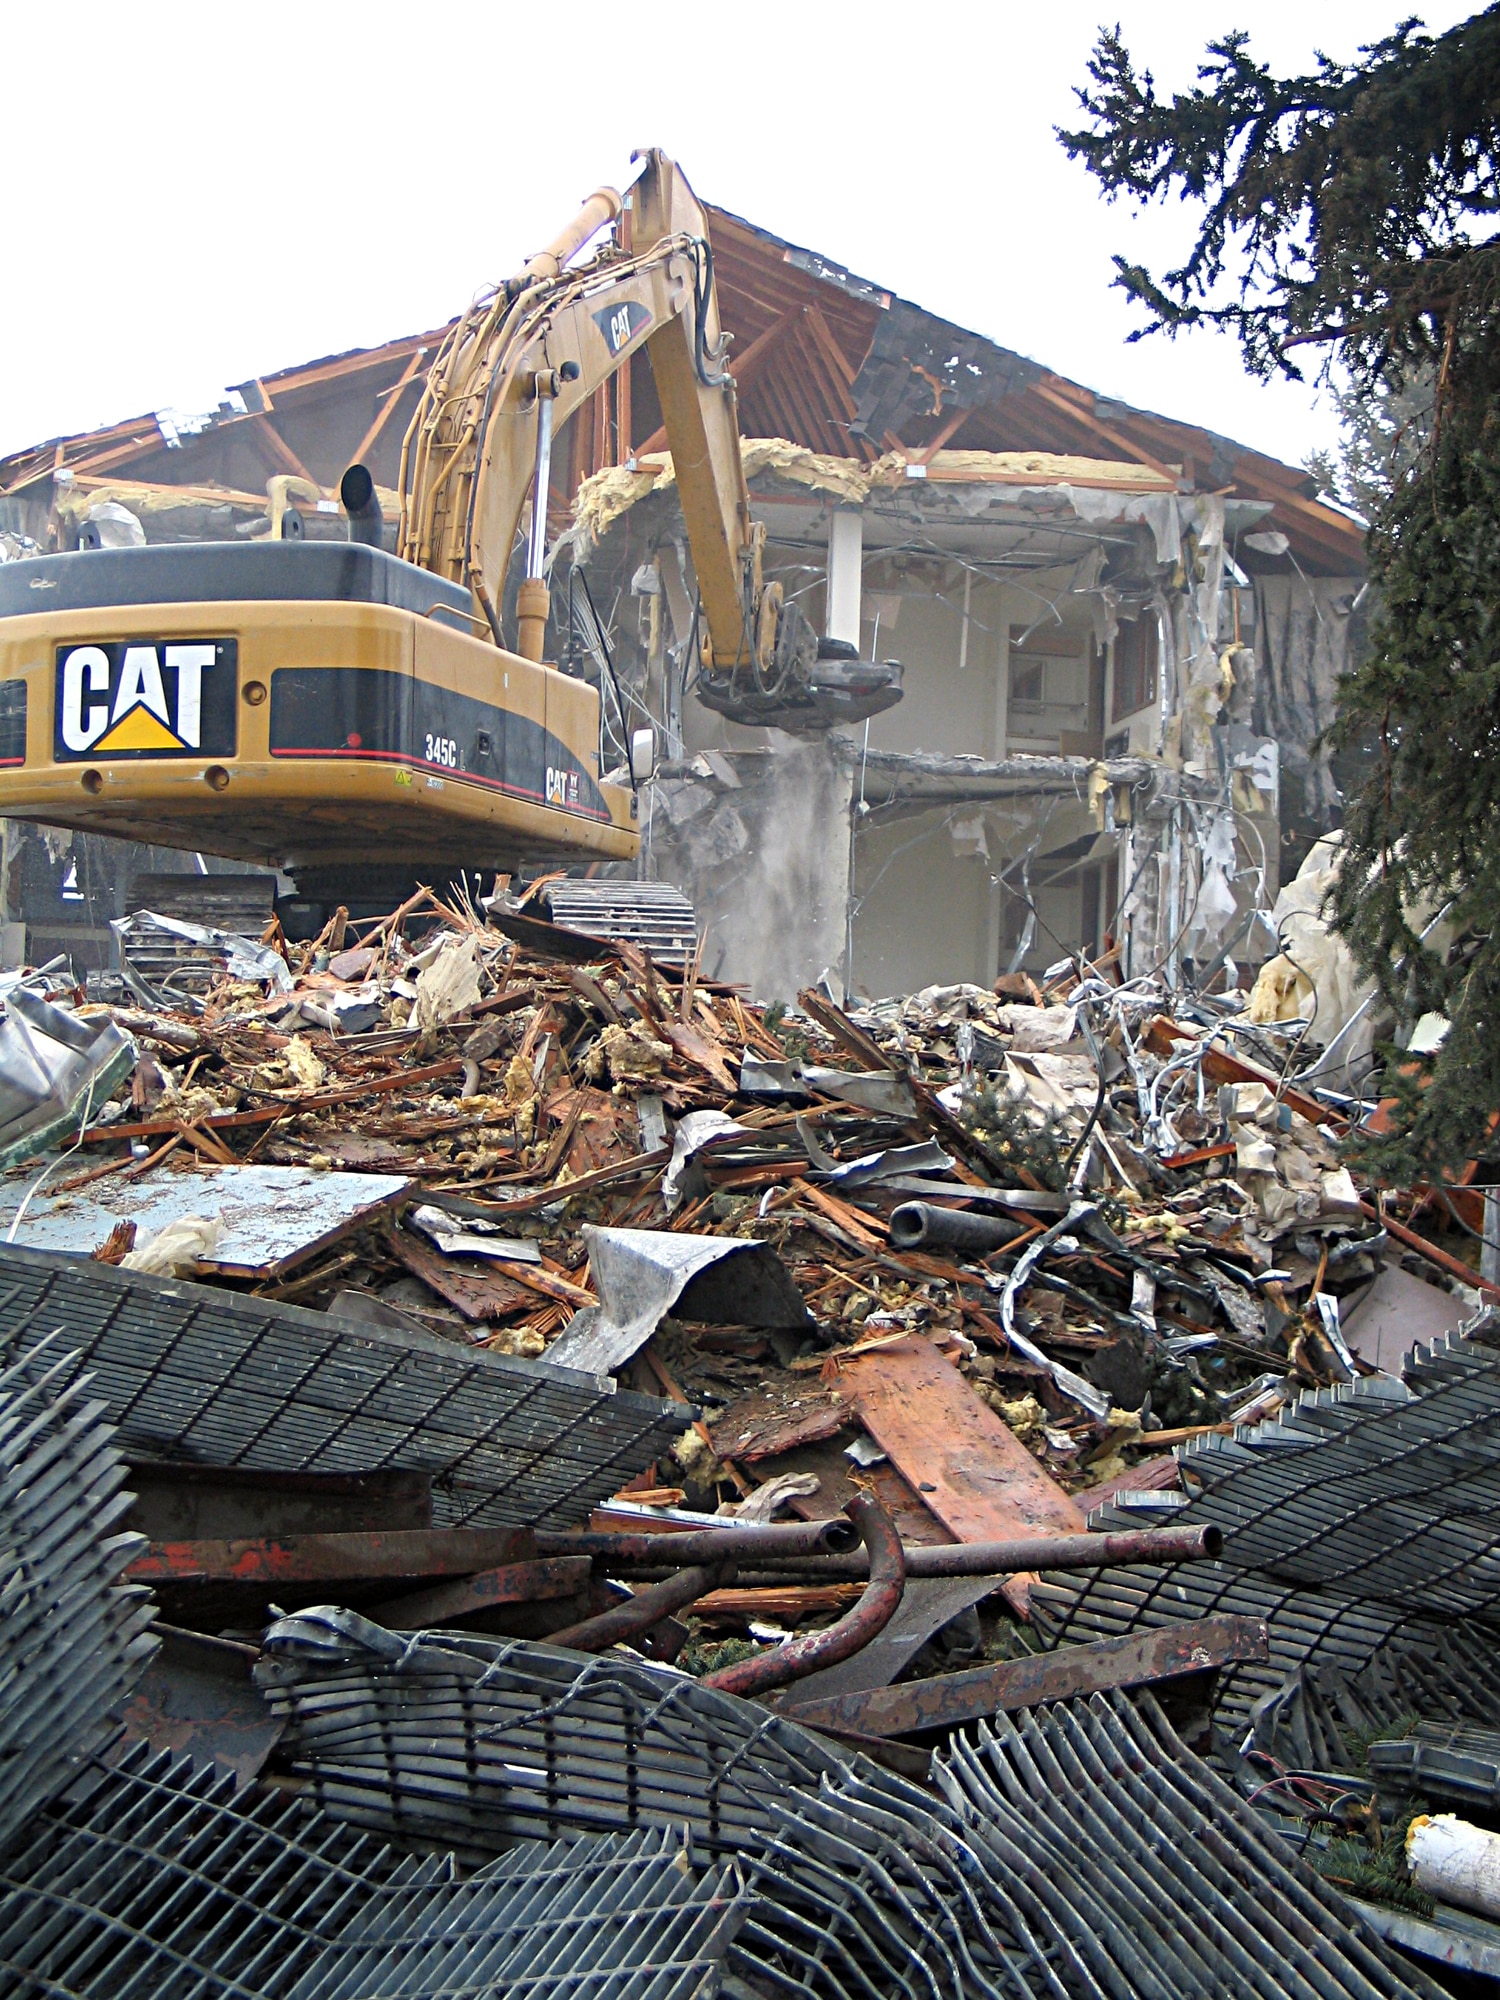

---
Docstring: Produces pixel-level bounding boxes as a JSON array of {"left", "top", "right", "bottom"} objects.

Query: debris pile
[{"left": 0, "top": 888, "right": 1490, "bottom": 1994}]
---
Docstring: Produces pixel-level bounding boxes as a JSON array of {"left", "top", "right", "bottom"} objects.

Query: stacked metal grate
[
  {"left": 0, "top": 1245, "right": 689, "bottom": 1531},
  {"left": 747, "top": 1692, "right": 1442, "bottom": 2000},
  {"left": 0, "top": 1334, "right": 156, "bottom": 1856},
  {"left": 255, "top": 1607, "right": 849, "bottom": 1863},
  {"left": 255, "top": 1614, "right": 1441, "bottom": 2000},
  {"left": 1034, "top": 1322, "right": 1500, "bottom": 1750},
  {"left": 0, "top": 1740, "right": 752, "bottom": 1999}
]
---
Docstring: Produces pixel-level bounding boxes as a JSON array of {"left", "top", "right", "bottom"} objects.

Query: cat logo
[
  {"left": 545, "top": 764, "right": 581, "bottom": 808},
  {"left": 55, "top": 639, "right": 237, "bottom": 760},
  {"left": 592, "top": 299, "right": 652, "bottom": 358}
]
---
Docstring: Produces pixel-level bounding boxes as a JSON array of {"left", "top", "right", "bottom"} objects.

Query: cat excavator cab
[{"left": 0, "top": 151, "right": 902, "bottom": 920}]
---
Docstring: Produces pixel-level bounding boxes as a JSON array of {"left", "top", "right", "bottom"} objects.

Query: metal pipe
[
  {"left": 701, "top": 1494, "right": 905, "bottom": 1699},
  {"left": 605, "top": 1522, "right": 1222, "bottom": 1583},
  {"left": 510, "top": 186, "right": 623, "bottom": 292},
  {"left": 516, "top": 362, "right": 581, "bottom": 663},
  {"left": 887, "top": 1201, "right": 1026, "bottom": 1255},
  {"left": 546, "top": 1560, "right": 736, "bottom": 1653},
  {"left": 339, "top": 463, "right": 383, "bottom": 547},
  {"left": 526, "top": 392, "right": 556, "bottom": 581},
  {"left": 533, "top": 1519, "right": 862, "bottom": 1564}
]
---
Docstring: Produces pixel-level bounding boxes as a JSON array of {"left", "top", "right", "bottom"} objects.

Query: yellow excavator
[{"left": 0, "top": 150, "right": 900, "bottom": 926}]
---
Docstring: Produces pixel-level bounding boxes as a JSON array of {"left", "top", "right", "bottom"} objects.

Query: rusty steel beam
[
  {"left": 533, "top": 1518, "right": 860, "bottom": 1565},
  {"left": 128, "top": 1526, "right": 536, "bottom": 1587},
  {"left": 369, "top": 1556, "right": 592, "bottom": 1631},
  {"left": 702, "top": 1494, "right": 905, "bottom": 1700},
  {"left": 780, "top": 1613, "right": 1270, "bottom": 1739},
  {"left": 547, "top": 1561, "right": 738, "bottom": 1652}
]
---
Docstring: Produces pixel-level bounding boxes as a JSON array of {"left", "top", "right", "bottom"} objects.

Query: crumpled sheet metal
[
  {"left": 0, "top": 1335, "right": 156, "bottom": 1855},
  {"left": 0, "top": 1244, "right": 691, "bottom": 1531},
  {"left": 548, "top": 1224, "right": 814, "bottom": 1377},
  {"left": 0, "top": 1739, "right": 751, "bottom": 2000},
  {"left": 112, "top": 907, "right": 295, "bottom": 1006},
  {"left": 0, "top": 986, "right": 135, "bottom": 1169}
]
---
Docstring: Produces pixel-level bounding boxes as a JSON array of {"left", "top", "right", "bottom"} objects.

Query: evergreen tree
[{"left": 1062, "top": 11, "right": 1500, "bottom": 1181}]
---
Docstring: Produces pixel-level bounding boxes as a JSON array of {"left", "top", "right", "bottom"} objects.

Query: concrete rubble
[{"left": 0, "top": 885, "right": 1493, "bottom": 1996}]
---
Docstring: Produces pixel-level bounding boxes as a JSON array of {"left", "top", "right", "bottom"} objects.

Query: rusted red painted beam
[
  {"left": 370, "top": 1556, "right": 592, "bottom": 1630},
  {"left": 128, "top": 1526, "right": 535, "bottom": 1586},
  {"left": 780, "top": 1612, "right": 1269, "bottom": 1738}
]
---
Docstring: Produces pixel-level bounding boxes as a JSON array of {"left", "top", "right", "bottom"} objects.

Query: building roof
[{"left": 0, "top": 205, "right": 1365, "bottom": 577}]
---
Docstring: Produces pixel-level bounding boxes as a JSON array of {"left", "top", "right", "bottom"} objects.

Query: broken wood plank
[
  {"left": 385, "top": 1225, "right": 535, "bottom": 1321},
  {"left": 834, "top": 1336, "right": 1085, "bottom": 1613},
  {"left": 780, "top": 1613, "right": 1270, "bottom": 1738},
  {"left": 708, "top": 1396, "right": 847, "bottom": 1463}
]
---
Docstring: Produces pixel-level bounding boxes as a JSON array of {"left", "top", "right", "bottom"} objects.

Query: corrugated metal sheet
[
  {"left": 0, "top": 1335, "right": 156, "bottom": 1853},
  {"left": 0, "top": 1245, "right": 690, "bottom": 1531},
  {"left": 0, "top": 1741, "right": 750, "bottom": 1999}
]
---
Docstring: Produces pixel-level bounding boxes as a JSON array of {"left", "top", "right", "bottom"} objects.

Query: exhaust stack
[{"left": 340, "top": 464, "right": 383, "bottom": 548}]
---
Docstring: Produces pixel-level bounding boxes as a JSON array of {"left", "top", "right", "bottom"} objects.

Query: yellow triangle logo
[{"left": 94, "top": 705, "right": 186, "bottom": 753}]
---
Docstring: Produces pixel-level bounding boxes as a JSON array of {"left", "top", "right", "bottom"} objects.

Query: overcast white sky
[{"left": 3, "top": 2, "right": 1476, "bottom": 469}]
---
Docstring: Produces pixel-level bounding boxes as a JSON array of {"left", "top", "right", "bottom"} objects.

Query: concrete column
[{"left": 825, "top": 507, "right": 863, "bottom": 647}]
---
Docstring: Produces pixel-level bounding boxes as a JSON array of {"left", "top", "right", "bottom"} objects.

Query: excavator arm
[{"left": 399, "top": 150, "right": 762, "bottom": 672}]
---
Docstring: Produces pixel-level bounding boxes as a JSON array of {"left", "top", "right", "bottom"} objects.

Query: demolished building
[{"left": 0, "top": 203, "right": 1366, "bottom": 1001}]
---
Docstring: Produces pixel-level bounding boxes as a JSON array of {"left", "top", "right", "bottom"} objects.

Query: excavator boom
[{"left": 0, "top": 151, "right": 900, "bottom": 928}]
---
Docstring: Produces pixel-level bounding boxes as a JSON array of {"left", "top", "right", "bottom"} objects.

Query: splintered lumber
[
  {"left": 780, "top": 1613, "right": 1270, "bottom": 1738},
  {"left": 385, "top": 1225, "right": 537, "bottom": 1321},
  {"left": 833, "top": 1337, "right": 1085, "bottom": 1613}
]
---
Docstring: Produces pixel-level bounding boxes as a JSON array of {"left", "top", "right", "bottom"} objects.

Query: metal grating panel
[
  {"left": 1249, "top": 1626, "right": 1500, "bottom": 1810},
  {"left": 257, "top": 1614, "right": 1438, "bottom": 2000},
  {"left": 0, "top": 1740, "right": 750, "bottom": 2000},
  {"left": 0, "top": 1245, "right": 691, "bottom": 1532},
  {"left": 0, "top": 1335, "right": 156, "bottom": 1854},
  {"left": 543, "top": 881, "right": 698, "bottom": 967},
  {"left": 742, "top": 1694, "right": 1441, "bottom": 2000},
  {"left": 1029, "top": 1560, "right": 1429, "bottom": 1750},
  {"left": 923, "top": 1692, "right": 1442, "bottom": 2000},
  {"left": 256, "top": 1608, "right": 847, "bottom": 1864},
  {"left": 1172, "top": 1320, "right": 1500, "bottom": 1620}
]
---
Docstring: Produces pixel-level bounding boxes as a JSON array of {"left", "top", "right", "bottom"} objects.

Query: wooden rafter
[{"left": 349, "top": 349, "right": 426, "bottom": 470}]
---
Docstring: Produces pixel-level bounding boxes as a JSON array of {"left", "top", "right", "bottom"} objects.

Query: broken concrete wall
[{"left": 641, "top": 739, "right": 853, "bottom": 1000}]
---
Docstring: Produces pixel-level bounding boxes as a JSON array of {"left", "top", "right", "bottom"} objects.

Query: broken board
[
  {"left": 0, "top": 1164, "right": 410, "bottom": 1280},
  {"left": 834, "top": 1336, "right": 1085, "bottom": 1612}
]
